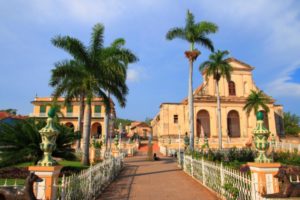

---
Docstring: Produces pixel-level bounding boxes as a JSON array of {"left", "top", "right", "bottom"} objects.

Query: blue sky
[{"left": 1, "top": 0, "right": 300, "bottom": 121}]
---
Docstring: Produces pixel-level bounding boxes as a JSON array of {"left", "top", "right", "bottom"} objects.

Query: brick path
[{"left": 97, "top": 152, "right": 218, "bottom": 200}]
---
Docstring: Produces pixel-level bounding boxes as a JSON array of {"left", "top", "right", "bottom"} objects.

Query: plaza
[{"left": 1, "top": 1, "right": 300, "bottom": 200}]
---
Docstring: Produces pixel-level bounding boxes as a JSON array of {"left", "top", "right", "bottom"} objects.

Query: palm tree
[
  {"left": 243, "top": 90, "right": 270, "bottom": 115},
  {"left": 51, "top": 23, "right": 137, "bottom": 165},
  {"left": 50, "top": 60, "right": 86, "bottom": 150},
  {"left": 0, "top": 118, "right": 76, "bottom": 167},
  {"left": 100, "top": 38, "right": 138, "bottom": 150},
  {"left": 199, "top": 50, "right": 233, "bottom": 149},
  {"left": 166, "top": 10, "right": 218, "bottom": 151}
]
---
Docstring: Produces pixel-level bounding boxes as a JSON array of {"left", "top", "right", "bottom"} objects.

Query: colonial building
[
  {"left": 30, "top": 97, "right": 115, "bottom": 138},
  {"left": 127, "top": 121, "right": 152, "bottom": 138},
  {"left": 151, "top": 58, "right": 284, "bottom": 149}
]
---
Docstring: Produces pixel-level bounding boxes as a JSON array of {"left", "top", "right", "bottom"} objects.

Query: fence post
[
  {"left": 220, "top": 162, "right": 224, "bottom": 196},
  {"left": 202, "top": 157, "right": 206, "bottom": 186},
  {"left": 89, "top": 165, "right": 93, "bottom": 198},
  {"left": 60, "top": 175, "right": 65, "bottom": 200}
]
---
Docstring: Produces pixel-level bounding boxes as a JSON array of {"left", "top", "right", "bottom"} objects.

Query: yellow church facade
[{"left": 151, "top": 58, "right": 284, "bottom": 150}]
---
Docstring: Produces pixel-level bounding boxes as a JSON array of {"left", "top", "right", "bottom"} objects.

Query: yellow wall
[
  {"left": 151, "top": 58, "right": 284, "bottom": 148},
  {"left": 30, "top": 97, "right": 114, "bottom": 138}
]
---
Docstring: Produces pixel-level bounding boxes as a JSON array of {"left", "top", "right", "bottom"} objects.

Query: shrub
[{"left": 0, "top": 118, "right": 76, "bottom": 167}]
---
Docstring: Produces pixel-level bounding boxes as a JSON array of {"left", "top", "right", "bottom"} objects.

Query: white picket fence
[
  {"left": 57, "top": 154, "right": 124, "bottom": 200},
  {"left": 183, "top": 155, "right": 253, "bottom": 200},
  {"left": 273, "top": 141, "right": 300, "bottom": 154}
]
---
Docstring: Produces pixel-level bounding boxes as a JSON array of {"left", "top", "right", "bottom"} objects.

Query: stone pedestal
[
  {"left": 28, "top": 165, "right": 62, "bottom": 200},
  {"left": 248, "top": 162, "right": 281, "bottom": 196}
]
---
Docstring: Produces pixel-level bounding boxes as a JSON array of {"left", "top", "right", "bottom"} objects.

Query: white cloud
[
  {"left": 127, "top": 66, "right": 147, "bottom": 83},
  {"left": 16, "top": 0, "right": 168, "bottom": 24},
  {"left": 265, "top": 60, "right": 300, "bottom": 97}
]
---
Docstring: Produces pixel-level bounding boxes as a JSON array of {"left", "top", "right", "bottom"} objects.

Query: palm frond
[{"left": 51, "top": 36, "right": 89, "bottom": 65}]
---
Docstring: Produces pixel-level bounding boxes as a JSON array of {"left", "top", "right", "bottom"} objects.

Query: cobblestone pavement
[{"left": 97, "top": 152, "right": 218, "bottom": 200}]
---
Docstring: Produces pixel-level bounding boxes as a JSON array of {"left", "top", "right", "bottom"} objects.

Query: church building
[{"left": 151, "top": 58, "right": 284, "bottom": 150}]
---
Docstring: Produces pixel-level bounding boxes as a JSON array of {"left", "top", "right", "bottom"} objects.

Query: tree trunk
[
  {"left": 104, "top": 113, "right": 109, "bottom": 151},
  {"left": 104, "top": 92, "right": 110, "bottom": 151},
  {"left": 76, "top": 95, "right": 84, "bottom": 150},
  {"left": 188, "top": 59, "right": 194, "bottom": 151},
  {"left": 216, "top": 80, "right": 222, "bottom": 149},
  {"left": 82, "top": 102, "right": 91, "bottom": 165}
]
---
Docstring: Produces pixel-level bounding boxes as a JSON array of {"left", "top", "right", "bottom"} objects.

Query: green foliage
[
  {"left": 243, "top": 90, "right": 271, "bottom": 115},
  {"left": 284, "top": 112, "right": 300, "bottom": 136},
  {"left": 199, "top": 50, "right": 233, "bottom": 82},
  {"left": 0, "top": 118, "right": 76, "bottom": 167},
  {"left": 166, "top": 10, "right": 218, "bottom": 51},
  {"left": 223, "top": 182, "right": 239, "bottom": 200},
  {"left": 144, "top": 117, "right": 152, "bottom": 125},
  {"left": 114, "top": 118, "right": 132, "bottom": 128},
  {"left": 92, "top": 140, "right": 102, "bottom": 149},
  {"left": 274, "top": 151, "right": 300, "bottom": 166},
  {"left": 50, "top": 23, "right": 138, "bottom": 165},
  {"left": 186, "top": 148, "right": 255, "bottom": 169}
]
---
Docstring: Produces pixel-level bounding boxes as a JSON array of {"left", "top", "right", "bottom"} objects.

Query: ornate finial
[
  {"left": 48, "top": 107, "right": 56, "bottom": 118},
  {"left": 256, "top": 111, "right": 264, "bottom": 120},
  {"left": 253, "top": 111, "right": 272, "bottom": 163},
  {"left": 37, "top": 107, "right": 59, "bottom": 166}
]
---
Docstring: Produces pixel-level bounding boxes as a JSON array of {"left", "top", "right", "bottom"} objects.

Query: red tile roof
[{"left": 0, "top": 112, "right": 27, "bottom": 120}]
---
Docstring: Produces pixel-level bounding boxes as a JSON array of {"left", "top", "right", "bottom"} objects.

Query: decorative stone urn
[
  {"left": 29, "top": 107, "right": 62, "bottom": 200},
  {"left": 37, "top": 108, "right": 59, "bottom": 166},
  {"left": 253, "top": 111, "right": 272, "bottom": 163}
]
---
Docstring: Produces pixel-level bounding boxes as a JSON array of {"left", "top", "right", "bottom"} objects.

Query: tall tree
[
  {"left": 51, "top": 23, "right": 137, "bottom": 165},
  {"left": 166, "top": 10, "right": 218, "bottom": 151},
  {"left": 199, "top": 50, "right": 233, "bottom": 149},
  {"left": 50, "top": 60, "right": 86, "bottom": 150},
  {"left": 243, "top": 90, "right": 270, "bottom": 115},
  {"left": 283, "top": 112, "right": 300, "bottom": 136}
]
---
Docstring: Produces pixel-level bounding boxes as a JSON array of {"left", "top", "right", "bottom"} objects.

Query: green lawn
[
  {"left": 0, "top": 179, "right": 25, "bottom": 186},
  {"left": 12, "top": 160, "right": 88, "bottom": 168}
]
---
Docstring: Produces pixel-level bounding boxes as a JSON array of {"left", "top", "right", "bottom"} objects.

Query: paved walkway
[{"left": 97, "top": 152, "right": 218, "bottom": 200}]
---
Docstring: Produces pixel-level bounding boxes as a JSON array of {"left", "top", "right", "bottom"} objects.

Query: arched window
[
  {"left": 227, "top": 110, "right": 240, "bottom": 137},
  {"left": 91, "top": 122, "right": 102, "bottom": 138},
  {"left": 228, "top": 81, "right": 236, "bottom": 96},
  {"left": 196, "top": 110, "right": 210, "bottom": 138}
]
